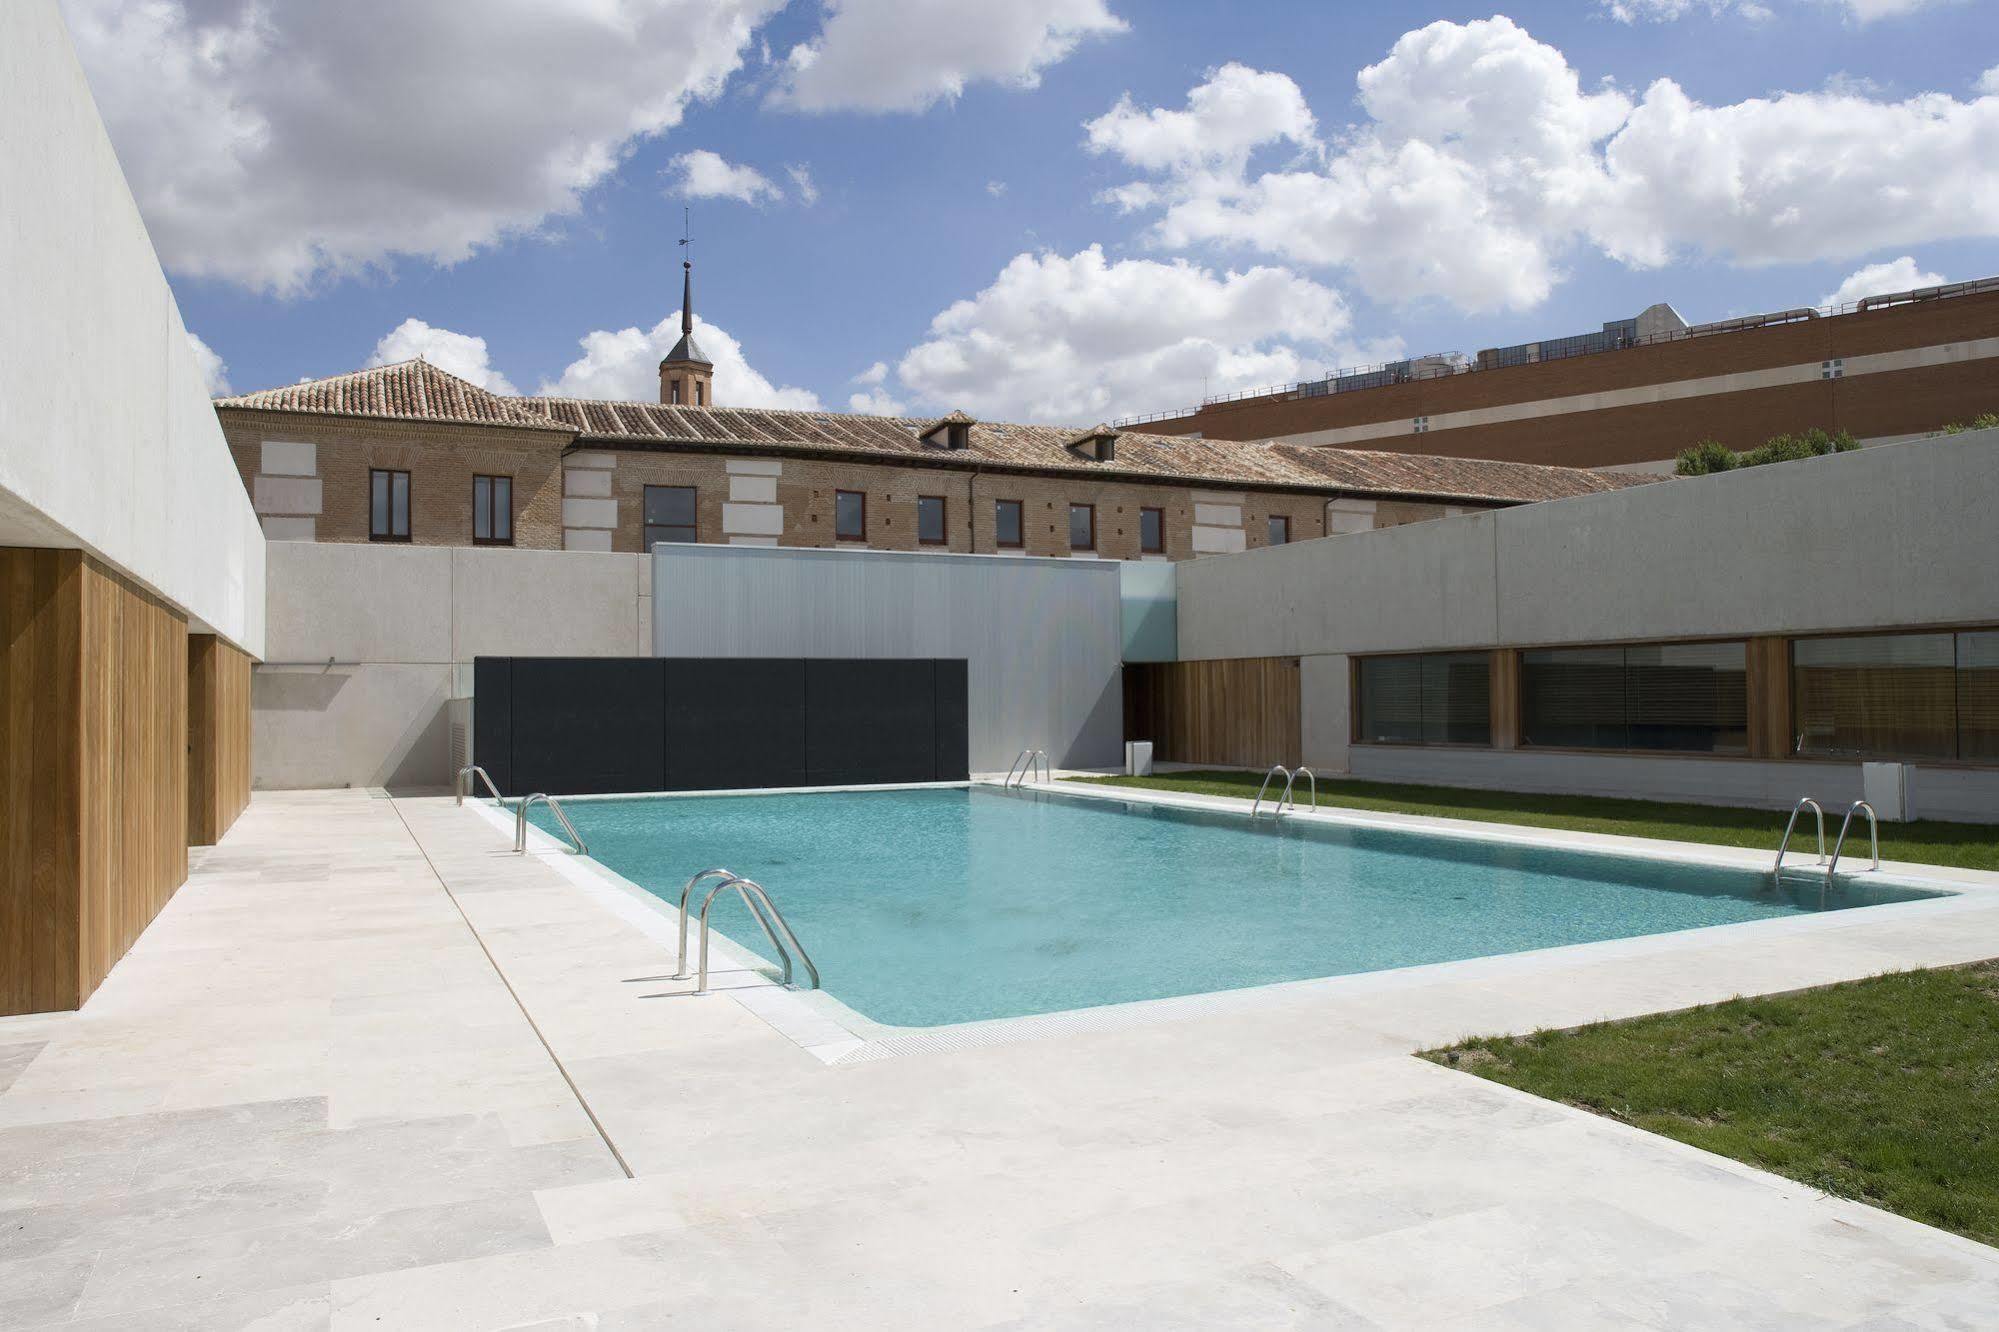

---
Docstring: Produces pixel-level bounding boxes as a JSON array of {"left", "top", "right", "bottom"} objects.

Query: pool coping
[{"left": 469, "top": 781, "right": 1999, "bottom": 1066}]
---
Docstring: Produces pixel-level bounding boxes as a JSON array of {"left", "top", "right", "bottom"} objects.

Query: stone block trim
[
  {"left": 562, "top": 451, "right": 618, "bottom": 551},
  {"left": 720, "top": 457, "right": 784, "bottom": 544}
]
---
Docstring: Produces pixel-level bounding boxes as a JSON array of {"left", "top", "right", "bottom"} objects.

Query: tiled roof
[
  {"left": 212, "top": 361, "right": 1661, "bottom": 505},
  {"left": 213, "top": 359, "right": 572, "bottom": 433},
  {"left": 523, "top": 397, "right": 1661, "bottom": 505}
]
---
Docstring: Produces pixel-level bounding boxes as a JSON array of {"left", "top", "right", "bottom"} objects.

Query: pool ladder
[
  {"left": 1773, "top": 796, "right": 1878, "bottom": 884},
  {"left": 673, "top": 868, "right": 820, "bottom": 995},
  {"left": 456, "top": 765, "right": 588, "bottom": 855},
  {"left": 1005, "top": 748, "right": 1050, "bottom": 788},
  {"left": 1252, "top": 764, "right": 1316, "bottom": 819}
]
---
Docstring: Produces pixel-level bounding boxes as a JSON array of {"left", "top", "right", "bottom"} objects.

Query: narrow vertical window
[
  {"left": 1068, "top": 503, "right": 1095, "bottom": 551},
  {"left": 917, "top": 495, "right": 947, "bottom": 545},
  {"left": 1267, "top": 515, "right": 1290, "bottom": 546},
  {"left": 472, "top": 475, "right": 512, "bottom": 546},
  {"left": 994, "top": 498, "right": 1023, "bottom": 549},
  {"left": 835, "top": 490, "right": 867, "bottom": 541},
  {"left": 1139, "top": 507, "right": 1163, "bottom": 554},
  {"left": 370, "top": 468, "right": 410, "bottom": 541}
]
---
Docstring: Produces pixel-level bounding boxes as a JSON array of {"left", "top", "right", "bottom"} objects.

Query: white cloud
[
  {"left": 539, "top": 313, "right": 820, "bottom": 410},
  {"left": 1603, "top": 0, "right": 1950, "bottom": 18},
  {"left": 886, "top": 245, "right": 1390, "bottom": 422},
  {"left": 61, "top": 0, "right": 785, "bottom": 293},
  {"left": 671, "top": 150, "right": 783, "bottom": 205},
  {"left": 368, "top": 319, "right": 519, "bottom": 395},
  {"left": 1979, "top": 65, "right": 1999, "bottom": 96},
  {"left": 986, "top": 181, "right": 1008, "bottom": 197},
  {"left": 1821, "top": 256, "right": 1947, "bottom": 307},
  {"left": 186, "top": 331, "right": 231, "bottom": 396},
  {"left": 786, "top": 165, "right": 820, "bottom": 205},
  {"left": 1095, "top": 17, "right": 1999, "bottom": 314},
  {"left": 846, "top": 361, "right": 904, "bottom": 415},
  {"left": 775, "top": 0, "right": 1125, "bottom": 113}
]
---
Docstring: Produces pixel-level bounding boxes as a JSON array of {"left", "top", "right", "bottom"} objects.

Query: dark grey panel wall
[{"left": 474, "top": 656, "right": 968, "bottom": 796}]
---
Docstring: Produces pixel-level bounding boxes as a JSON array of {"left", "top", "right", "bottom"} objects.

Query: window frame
[
  {"left": 1350, "top": 650, "right": 1494, "bottom": 749},
  {"left": 1790, "top": 626, "right": 1989, "bottom": 764},
  {"left": 834, "top": 489, "right": 868, "bottom": 542},
  {"left": 368, "top": 468, "right": 411, "bottom": 543},
  {"left": 1516, "top": 638, "right": 1751, "bottom": 758},
  {"left": 994, "top": 498, "right": 1025, "bottom": 549},
  {"left": 471, "top": 474, "right": 513, "bottom": 547},
  {"left": 642, "top": 484, "right": 698, "bottom": 550},
  {"left": 1139, "top": 506, "right": 1164, "bottom": 554},
  {"left": 916, "top": 494, "right": 948, "bottom": 546},
  {"left": 1068, "top": 502, "right": 1095, "bottom": 552},
  {"left": 1267, "top": 514, "right": 1290, "bottom": 546}
]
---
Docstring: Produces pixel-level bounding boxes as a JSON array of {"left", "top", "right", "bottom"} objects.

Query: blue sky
[{"left": 65, "top": 0, "right": 1999, "bottom": 423}]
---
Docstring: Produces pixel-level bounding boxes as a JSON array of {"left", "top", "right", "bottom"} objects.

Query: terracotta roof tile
[{"left": 213, "top": 359, "right": 571, "bottom": 433}]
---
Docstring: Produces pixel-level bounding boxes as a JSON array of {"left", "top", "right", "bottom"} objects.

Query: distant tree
[
  {"left": 1940, "top": 413, "right": 1999, "bottom": 435},
  {"left": 1675, "top": 427, "right": 1859, "bottom": 476}
]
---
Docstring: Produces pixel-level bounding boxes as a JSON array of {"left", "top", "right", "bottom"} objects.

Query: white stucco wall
[
  {"left": 0, "top": 0, "right": 264, "bottom": 654},
  {"left": 256, "top": 543, "right": 651, "bottom": 789}
]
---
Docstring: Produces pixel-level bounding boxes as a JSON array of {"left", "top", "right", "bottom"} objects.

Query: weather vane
[{"left": 679, "top": 206, "right": 692, "bottom": 266}]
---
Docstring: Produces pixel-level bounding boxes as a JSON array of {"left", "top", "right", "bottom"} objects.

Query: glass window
[
  {"left": 643, "top": 485, "right": 696, "bottom": 549},
  {"left": 1068, "top": 503, "right": 1094, "bottom": 551},
  {"left": 1794, "top": 633, "right": 1956, "bottom": 760},
  {"left": 1960, "top": 631, "right": 1999, "bottom": 762},
  {"left": 1267, "top": 515, "right": 1289, "bottom": 546},
  {"left": 472, "top": 475, "right": 512, "bottom": 546},
  {"left": 369, "top": 469, "right": 410, "bottom": 541},
  {"left": 1626, "top": 642, "right": 1747, "bottom": 752},
  {"left": 1524, "top": 643, "right": 1747, "bottom": 752},
  {"left": 835, "top": 490, "right": 866, "bottom": 540},
  {"left": 994, "top": 498, "right": 1023, "bottom": 548},
  {"left": 1139, "top": 507, "right": 1163, "bottom": 554},
  {"left": 1356, "top": 652, "right": 1491, "bottom": 746},
  {"left": 917, "top": 495, "right": 946, "bottom": 545}
]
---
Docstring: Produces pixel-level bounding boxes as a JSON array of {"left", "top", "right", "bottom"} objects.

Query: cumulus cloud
[
  {"left": 775, "top": 0, "right": 1126, "bottom": 113},
  {"left": 538, "top": 314, "right": 820, "bottom": 410},
  {"left": 885, "top": 245, "right": 1389, "bottom": 422},
  {"left": 1979, "top": 65, "right": 1999, "bottom": 96},
  {"left": 368, "top": 319, "right": 520, "bottom": 395},
  {"left": 186, "top": 331, "right": 231, "bottom": 396},
  {"left": 671, "top": 150, "right": 783, "bottom": 205},
  {"left": 1603, "top": 0, "right": 1949, "bottom": 18},
  {"left": 845, "top": 361, "right": 905, "bottom": 415},
  {"left": 1093, "top": 17, "right": 1999, "bottom": 314},
  {"left": 1821, "top": 256, "right": 1947, "bottom": 307},
  {"left": 61, "top": 0, "right": 785, "bottom": 293}
]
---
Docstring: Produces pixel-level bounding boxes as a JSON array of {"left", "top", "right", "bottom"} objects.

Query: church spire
[{"left": 658, "top": 207, "right": 715, "bottom": 407}]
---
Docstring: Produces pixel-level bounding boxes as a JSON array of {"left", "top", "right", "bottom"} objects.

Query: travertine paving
[{"left": 3, "top": 788, "right": 1997, "bottom": 1329}]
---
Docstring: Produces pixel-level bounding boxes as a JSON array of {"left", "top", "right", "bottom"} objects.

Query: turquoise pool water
[{"left": 529, "top": 786, "right": 1941, "bottom": 1028}]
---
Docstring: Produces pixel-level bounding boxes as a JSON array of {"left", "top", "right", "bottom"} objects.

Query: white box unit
[
  {"left": 1861, "top": 761, "right": 1909, "bottom": 821},
  {"left": 1125, "top": 740, "right": 1154, "bottom": 777}
]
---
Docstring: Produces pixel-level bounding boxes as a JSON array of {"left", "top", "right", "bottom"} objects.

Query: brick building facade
[
  {"left": 1128, "top": 277, "right": 1999, "bottom": 470},
  {"left": 214, "top": 359, "right": 1654, "bottom": 560}
]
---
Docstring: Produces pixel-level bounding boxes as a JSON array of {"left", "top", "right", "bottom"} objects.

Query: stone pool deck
[{"left": 2, "top": 787, "right": 1997, "bottom": 1329}]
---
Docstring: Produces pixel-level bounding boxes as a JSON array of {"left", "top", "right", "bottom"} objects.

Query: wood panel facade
[
  {"left": 188, "top": 635, "right": 253, "bottom": 845},
  {"left": 1, "top": 549, "right": 191, "bottom": 1015},
  {"left": 1125, "top": 657, "right": 1302, "bottom": 769}
]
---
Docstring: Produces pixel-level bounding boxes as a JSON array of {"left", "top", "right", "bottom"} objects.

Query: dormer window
[
  {"left": 1065, "top": 424, "right": 1120, "bottom": 462},
  {"left": 919, "top": 410, "right": 975, "bottom": 450}
]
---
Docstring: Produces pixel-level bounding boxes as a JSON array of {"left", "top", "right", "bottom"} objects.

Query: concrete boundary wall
[
  {"left": 1176, "top": 432, "right": 1999, "bottom": 821},
  {"left": 652, "top": 544, "right": 1123, "bottom": 773},
  {"left": 256, "top": 542, "right": 651, "bottom": 789},
  {"left": 0, "top": 0, "right": 264, "bottom": 655}
]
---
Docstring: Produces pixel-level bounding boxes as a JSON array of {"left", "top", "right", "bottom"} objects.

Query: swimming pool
[{"left": 528, "top": 785, "right": 1943, "bottom": 1028}]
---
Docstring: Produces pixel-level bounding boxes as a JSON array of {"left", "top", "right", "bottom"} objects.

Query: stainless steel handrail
[
  {"left": 1288, "top": 766, "right": 1317, "bottom": 812},
  {"left": 514, "top": 793, "right": 587, "bottom": 854},
  {"left": 455, "top": 765, "right": 505, "bottom": 807},
  {"left": 1826, "top": 801, "right": 1880, "bottom": 883},
  {"left": 674, "top": 867, "right": 745, "bottom": 980},
  {"left": 693, "top": 876, "right": 820, "bottom": 995},
  {"left": 1005, "top": 748, "right": 1049, "bottom": 788},
  {"left": 1252, "top": 765, "right": 1290, "bottom": 818},
  {"left": 1772, "top": 797, "right": 1826, "bottom": 878}
]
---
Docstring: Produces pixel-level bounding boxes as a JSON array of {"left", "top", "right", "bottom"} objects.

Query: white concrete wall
[
  {"left": 1177, "top": 432, "right": 1999, "bottom": 822},
  {"left": 652, "top": 544, "right": 1124, "bottom": 773},
  {"left": 257, "top": 543, "right": 650, "bottom": 789},
  {"left": 0, "top": 0, "right": 264, "bottom": 654}
]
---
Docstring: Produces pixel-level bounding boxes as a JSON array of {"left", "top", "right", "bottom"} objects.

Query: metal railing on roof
[{"left": 1108, "top": 274, "right": 1999, "bottom": 429}]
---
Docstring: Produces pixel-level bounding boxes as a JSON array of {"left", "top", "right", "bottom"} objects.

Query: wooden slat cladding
[
  {"left": 0, "top": 549, "right": 189, "bottom": 1016},
  {"left": 1745, "top": 636, "right": 1793, "bottom": 760},
  {"left": 188, "top": 635, "right": 252, "bottom": 845},
  {"left": 1125, "top": 658, "right": 1302, "bottom": 769}
]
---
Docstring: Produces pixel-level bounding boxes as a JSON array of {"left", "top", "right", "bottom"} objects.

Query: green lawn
[
  {"left": 1067, "top": 770, "right": 1999, "bottom": 872},
  {"left": 1423, "top": 964, "right": 1999, "bottom": 1246}
]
